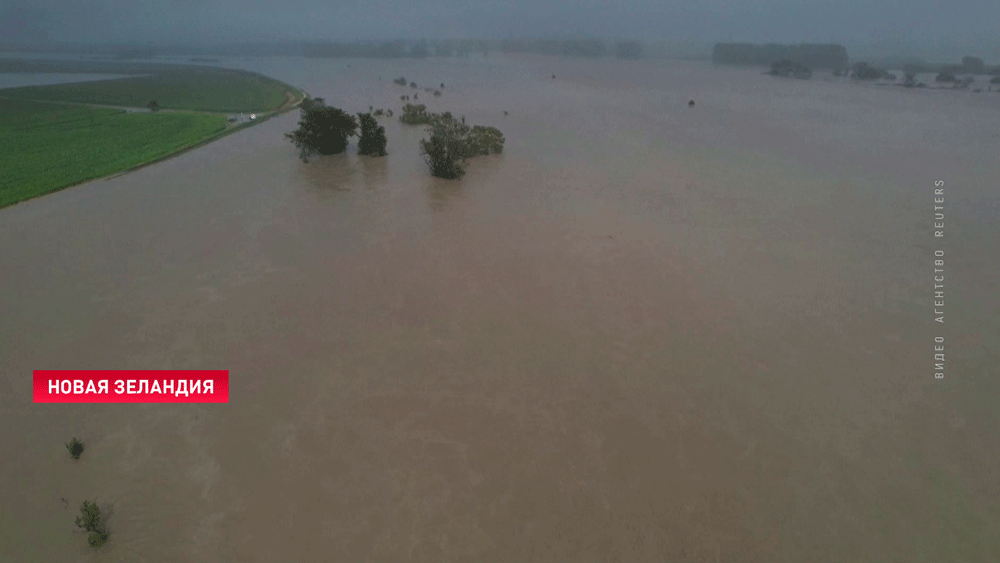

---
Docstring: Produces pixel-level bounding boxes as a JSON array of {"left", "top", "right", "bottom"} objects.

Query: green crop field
[
  {"left": 0, "top": 58, "right": 299, "bottom": 113},
  {"left": 1, "top": 99, "right": 227, "bottom": 208}
]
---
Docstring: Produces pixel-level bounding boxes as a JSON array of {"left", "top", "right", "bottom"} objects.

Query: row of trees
[{"left": 285, "top": 99, "right": 505, "bottom": 179}]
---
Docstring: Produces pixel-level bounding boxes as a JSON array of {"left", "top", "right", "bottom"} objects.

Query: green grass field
[
  {"left": 0, "top": 58, "right": 299, "bottom": 113},
  {"left": 1, "top": 99, "right": 227, "bottom": 208}
]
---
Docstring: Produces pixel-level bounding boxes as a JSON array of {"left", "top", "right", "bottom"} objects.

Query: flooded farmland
[{"left": 1, "top": 54, "right": 998, "bottom": 562}]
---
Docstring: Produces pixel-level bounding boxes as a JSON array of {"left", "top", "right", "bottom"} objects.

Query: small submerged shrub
[
  {"left": 66, "top": 437, "right": 84, "bottom": 460},
  {"left": 75, "top": 500, "right": 109, "bottom": 548},
  {"left": 393, "top": 76, "right": 407, "bottom": 85}
]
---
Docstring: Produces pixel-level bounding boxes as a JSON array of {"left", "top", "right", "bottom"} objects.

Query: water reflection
[
  {"left": 294, "top": 152, "right": 355, "bottom": 196},
  {"left": 358, "top": 154, "right": 388, "bottom": 189},
  {"left": 426, "top": 176, "right": 466, "bottom": 213}
]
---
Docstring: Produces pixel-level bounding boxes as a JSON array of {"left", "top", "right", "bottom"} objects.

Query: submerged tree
[
  {"left": 285, "top": 105, "right": 358, "bottom": 162},
  {"left": 357, "top": 113, "right": 388, "bottom": 157},
  {"left": 420, "top": 113, "right": 471, "bottom": 179},
  {"left": 419, "top": 114, "right": 505, "bottom": 179},
  {"left": 75, "top": 500, "right": 109, "bottom": 548}
]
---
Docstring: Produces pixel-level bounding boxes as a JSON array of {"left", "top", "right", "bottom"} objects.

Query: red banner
[{"left": 33, "top": 370, "right": 229, "bottom": 403}]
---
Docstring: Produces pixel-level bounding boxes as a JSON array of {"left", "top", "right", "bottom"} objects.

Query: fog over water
[
  {"left": 6, "top": 0, "right": 1000, "bottom": 61},
  {"left": 1, "top": 54, "right": 998, "bottom": 561}
]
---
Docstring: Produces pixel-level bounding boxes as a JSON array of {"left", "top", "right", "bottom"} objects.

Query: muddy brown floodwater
[{"left": 1, "top": 55, "right": 998, "bottom": 562}]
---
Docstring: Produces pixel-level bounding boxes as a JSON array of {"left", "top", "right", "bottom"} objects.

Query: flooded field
[{"left": 1, "top": 55, "right": 998, "bottom": 562}]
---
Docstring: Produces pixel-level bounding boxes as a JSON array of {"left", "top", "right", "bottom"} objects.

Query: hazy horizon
[{"left": 3, "top": 0, "right": 1000, "bottom": 62}]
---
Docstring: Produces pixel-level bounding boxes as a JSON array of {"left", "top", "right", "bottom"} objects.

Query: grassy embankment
[{"left": 0, "top": 58, "right": 305, "bottom": 208}]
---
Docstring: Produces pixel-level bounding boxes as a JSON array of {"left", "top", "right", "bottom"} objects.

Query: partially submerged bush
[
  {"left": 410, "top": 82, "right": 418, "bottom": 88},
  {"left": 768, "top": 59, "right": 812, "bottom": 79},
  {"left": 66, "top": 437, "right": 84, "bottom": 460},
  {"left": 357, "top": 113, "right": 388, "bottom": 157},
  {"left": 850, "top": 62, "right": 885, "bottom": 80},
  {"left": 393, "top": 76, "right": 407, "bottom": 85},
  {"left": 75, "top": 500, "right": 109, "bottom": 548},
  {"left": 991, "top": 76, "right": 1000, "bottom": 85},
  {"left": 399, "top": 103, "right": 434, "bottom": 125},
  {"left": 935, "top": 71, "right": 957, "bottom": 83},
  {"left": 285, "top": 105, "right": 359, "bottom": 162},
  {"left": 468, "top": 125, "right": 505, "bottom": 155}
]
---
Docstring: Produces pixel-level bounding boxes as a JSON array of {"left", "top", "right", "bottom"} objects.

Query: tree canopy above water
[{"left": 285, "top": 102, "right": 358, "bottom": 162}]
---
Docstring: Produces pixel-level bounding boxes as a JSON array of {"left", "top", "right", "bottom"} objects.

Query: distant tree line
[
  {"left": 499, "top": 39, "right": 608, "bottom": 58},
  {"left": 615, "top": 41, "right": 644, "bottom": 59},
  {"left": 303, "top": 40, "right": 484, "bottom": 59},
  {"left": 712, "top": 43, "right": 849, "bottom": 70}
]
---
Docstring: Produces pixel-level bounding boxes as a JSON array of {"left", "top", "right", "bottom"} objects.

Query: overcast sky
[{"left": 3, "top": 0, "right": 998, "bottom": 60}]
